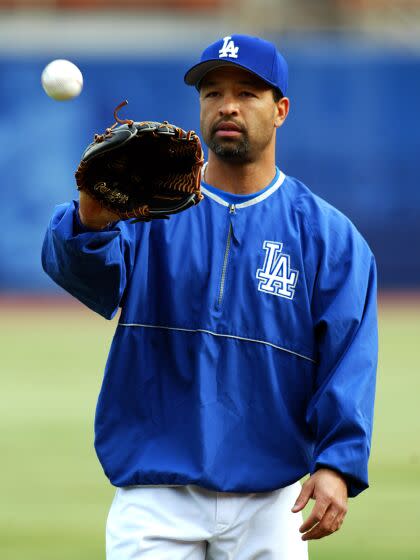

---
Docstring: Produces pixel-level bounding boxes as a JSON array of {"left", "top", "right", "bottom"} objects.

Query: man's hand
[
  {"left": 291, "top": 468, "right": 348, "bottom": 541},
  {"left": 78, "top": 191, "right": 120, "bottom": 230}
]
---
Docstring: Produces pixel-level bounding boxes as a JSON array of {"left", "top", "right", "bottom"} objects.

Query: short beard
[{"left": 207, "top": 137, "right": 251, "bottom": 163}]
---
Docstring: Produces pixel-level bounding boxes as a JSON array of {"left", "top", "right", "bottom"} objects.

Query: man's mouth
[{"left": 214, "top": 121, "right": 243, "bottom": 138}]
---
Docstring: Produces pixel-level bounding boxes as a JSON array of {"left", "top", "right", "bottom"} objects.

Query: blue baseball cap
[{"left": 184, "top": 34, "right": 288, "bottom": 97}]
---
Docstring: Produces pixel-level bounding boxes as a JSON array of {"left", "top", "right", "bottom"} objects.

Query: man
[{"left": 42, "top": 34, "right": 378, "bottom": 559}]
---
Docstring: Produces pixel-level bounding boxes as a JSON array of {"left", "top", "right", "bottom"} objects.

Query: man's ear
[{"left": 275, "top": 97, "right": 290, "bottom": 128}]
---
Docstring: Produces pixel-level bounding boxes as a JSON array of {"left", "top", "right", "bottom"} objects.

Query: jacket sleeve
[
  {"left": 41, "top": 200, "right": 137, "bottom": 319},
  {"left": 306, "top": 222, "right": 378, "bottom": 497}
]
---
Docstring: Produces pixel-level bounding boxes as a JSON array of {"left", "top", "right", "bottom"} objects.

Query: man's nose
[{"left": 218, "top": 95, "right": 239, "bottom": 116}]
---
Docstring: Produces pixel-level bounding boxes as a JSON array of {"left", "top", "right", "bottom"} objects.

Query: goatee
[{"left": 208, "top": 137, "right": 251, "bottom": 163}]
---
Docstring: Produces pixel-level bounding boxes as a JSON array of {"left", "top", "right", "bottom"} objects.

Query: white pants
[{"left": 106, "top": 483, "right": 308, "bottom": 559}]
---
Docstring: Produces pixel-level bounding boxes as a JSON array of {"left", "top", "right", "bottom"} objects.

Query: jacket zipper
[{"left": 217, "top": 204, "right": 235, "bottom": 308}]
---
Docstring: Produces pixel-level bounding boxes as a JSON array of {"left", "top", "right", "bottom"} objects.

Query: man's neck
[{"left": 204, "top": 154, "right": 277, "bottom": 196}]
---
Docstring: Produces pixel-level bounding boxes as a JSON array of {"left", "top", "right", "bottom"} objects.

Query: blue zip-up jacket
[{"left": 42, "top": 169, "right": 378, "bottom": 497}]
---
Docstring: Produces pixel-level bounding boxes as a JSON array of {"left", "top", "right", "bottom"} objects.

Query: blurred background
[{"left": 0, "top": 1, "right": 419, "bottom": 559}]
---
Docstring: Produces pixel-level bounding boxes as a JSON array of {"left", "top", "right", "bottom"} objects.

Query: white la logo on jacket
[
  {"left": 219, "top": 36, "right": 239, "bottom": 59},
  {"left": 256, "top": 241, "right": 299, "bottom": 299}
]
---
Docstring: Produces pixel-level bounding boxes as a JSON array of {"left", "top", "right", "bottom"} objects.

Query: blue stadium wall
[{"left": 0, "top": 35, "right": 419, "bottom": 292}]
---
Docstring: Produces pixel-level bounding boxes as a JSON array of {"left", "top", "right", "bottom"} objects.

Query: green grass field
[{"left": 1, "top": 297, "right": 419, "bottom": 560}]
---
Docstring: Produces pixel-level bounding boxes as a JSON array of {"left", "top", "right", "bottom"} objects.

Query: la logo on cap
[{"left": 219, "top": 36, "right": 239, "bottom": 59}]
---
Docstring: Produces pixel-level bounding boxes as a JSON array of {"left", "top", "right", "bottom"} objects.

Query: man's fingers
[
  {"left": 298, "top": 498, "right": 330, "bottom": 533},
  {"left": 302, "top": 523, "right": 334, "bottom": 541},
  {"left": 301, "top": 501, "right": 348, "bottom": 541},
  {"left": 334, "top": 509, "right": 347, "bottom": 531},
  {"left": 295, "top": 469, "right": 348, "bottom": 540},
  {"left": 291, "top": 479, "right": 314, "bottom": 513},
  {"left": 301, "top": 504, "right": 338, "bottom": 540}
]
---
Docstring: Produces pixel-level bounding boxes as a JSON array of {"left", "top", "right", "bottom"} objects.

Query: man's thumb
[{"left": 291, "top": 479, "right": 313, "bottom": 513}]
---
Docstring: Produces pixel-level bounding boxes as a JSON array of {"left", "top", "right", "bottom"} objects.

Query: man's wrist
[
  {"left": 313, "top": 466, "right": 349, "bottom": 491},
  {"left": 76, "top": 208, "right": 115, "bottom": 231}
]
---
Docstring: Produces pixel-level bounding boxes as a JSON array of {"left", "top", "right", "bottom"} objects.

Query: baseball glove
[{"left": 75, "top": 100, "right": 204, "bottom": 222}]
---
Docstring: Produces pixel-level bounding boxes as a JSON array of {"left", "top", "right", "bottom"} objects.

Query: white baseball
[{"left": 41, "top": 59, "right": 83, "bottom": 101}]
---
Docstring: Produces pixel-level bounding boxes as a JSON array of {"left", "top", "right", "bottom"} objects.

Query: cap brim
[{"left": 184, "top": 59, "right": 278, "bottom": 91}]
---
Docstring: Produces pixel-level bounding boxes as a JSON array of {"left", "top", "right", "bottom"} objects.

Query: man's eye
[
  {"left": 240, "top": 91, "right": 255, "bottom": 97},
  {"left": 205, "top": 91, "right": 219, "bottom": 98}
]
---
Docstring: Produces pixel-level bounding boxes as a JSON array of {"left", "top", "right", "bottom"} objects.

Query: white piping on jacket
[
  {"left": 119, "top": 322, "right": 317, "bottom": 364},
  {"left": 200, "top": 168, "right": 286, "bottom": 209}
]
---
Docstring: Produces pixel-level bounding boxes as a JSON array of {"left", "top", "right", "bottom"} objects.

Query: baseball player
[{"left": 42, "top": 34, "right": 378, "bottom": 559}]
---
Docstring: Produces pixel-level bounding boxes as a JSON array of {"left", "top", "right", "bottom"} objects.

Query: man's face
[{"left": 199, "top": 66, "right": 284, "bottom": 164}]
